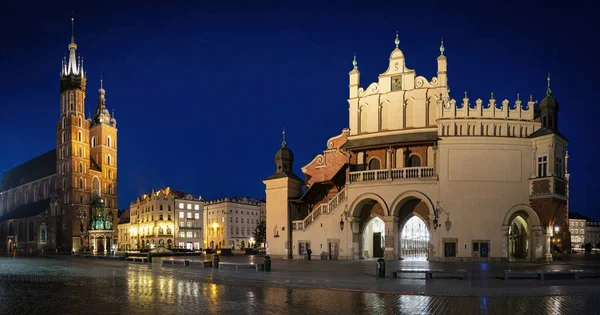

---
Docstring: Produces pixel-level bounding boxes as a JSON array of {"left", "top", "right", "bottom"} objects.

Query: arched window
[
  {"left": 78, "top": 131, "right": 82, "bottom": 142},
  {"left": 108, "top": 184, "right": 112, "bottom": 195},
  {"left": 167, "top": 227, "right": 171, "bottom": 235},
  {"left": 24, "top": 190, "right": 28, "bottom": 203},
  {"left": 62, "top": 178, "right": 66, "bottom": 190},
  {"left": 78, "top": 146, "right": 82, "bottom": 157},
  {"left": 39, "top": 223, "right": 48, "bottom": 243},
  {"left": 62, "top": 131, "right": 66, "bottom": 144},
  {"left": 368, "top": 158, "right": 381, "bottom": 170},
  {"left": 78, "top": 116, "right": 82, "bottom": 127},
  {"left": 92, "top": 177, "right": 101, "bottom": 198},
  {"left": 79, "top": 162, "right": 83, "bottom": 173},
  {"left": 79, "top": 178, "right": 83, "bottom": 189},
  {"left": 408, "top": 155, "right": 421, "bottom": 167},
  {"left": 107, "top": 136, "right": 112, "bottom": 148},
  {"left": 70, "top": 102, "right": 74, "bottom": 111},
  {"left": 33, "top": 185, "right": 39, "bottom": 202},
  {"left": 91, "top": 137, "right": 96, "bottom": 147},
  {"left": 61, "top": 117, "right": 65, "bottom": 129},
  {"left": 107, "top": 155, "right": 112, "bottom": 166}
]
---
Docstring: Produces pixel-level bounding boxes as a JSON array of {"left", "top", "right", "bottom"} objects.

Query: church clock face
[{"left": 391, "top": 76, "right": 402, "bottom": 91}]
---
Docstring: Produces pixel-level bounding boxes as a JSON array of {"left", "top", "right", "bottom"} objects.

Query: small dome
[
  {"left": 110, "top": 117, "right": 117, "bottom": 125},
  {"left": 275, "top": 146, "right": 294, "bottom": 164},
  {"left": 540, "top": 94, "right": 559, "bottom": 111},
  {"left": 390, "top": 48, "right": 404, "bottom": 59},
  {"left": 98, "top": 88, "right": 105, "bottom": 95}
]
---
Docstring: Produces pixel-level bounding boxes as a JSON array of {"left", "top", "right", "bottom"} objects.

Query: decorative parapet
[
  {"left": 439, "top": 92, "right": 536, "bottom": 121},
  {"left": 437, "top": 93, "right": 540, "bottom": 137},
  {"left": 301, "top": 129, "right": 349, "bottom": 188}
]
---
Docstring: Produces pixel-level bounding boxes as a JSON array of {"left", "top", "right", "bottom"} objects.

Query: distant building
[
  {"left": 204, "top": 197, "right": 263, "bottom": 250},
  {"left": 568, "top": 216, "right": 586, "bottom": 248},
  {"left": 120, "top": 187, "right": 203, "bottom": 251},
  {"left": 117, "top": 210, "right": 130, "bottom": 250},
  {"left": 174, "top": 194, "right": 204, "bottom": 250},
  {"left": 586, "top": 221, "right": 600, "bottom": 246}
]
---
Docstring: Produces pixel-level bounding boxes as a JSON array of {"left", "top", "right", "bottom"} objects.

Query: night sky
[{"left": 0, "top": 1, "right": 597, "bottom": 219}]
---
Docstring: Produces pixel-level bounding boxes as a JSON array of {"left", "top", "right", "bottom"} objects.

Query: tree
[{"left": 253, "top": 220, "right": 266, "bottom": 249}]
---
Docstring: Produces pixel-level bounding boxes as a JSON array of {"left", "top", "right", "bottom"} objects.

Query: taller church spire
[{"left": 60, "top": 16, "right": 86, "bottom": 94}]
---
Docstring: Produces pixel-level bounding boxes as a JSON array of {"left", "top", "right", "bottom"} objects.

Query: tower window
[
  {"left": 107, "top": 155, "right": 112, "bottom": 166},
  {"left": 556, "top": 157, "right": 563, "bottom": 178},
  {"left": 78, "top": 131, "right": 82, "bottom": 142},
  {"left": 78, "top": 117, "right": 82, "bottom": 127},
  {"left": 79, "top": 178, "right": 83, "bottom": 189},
  {"left": 79, "top": 162, "right": 83, "bottom": 173},
  {"left": 62, "top": 117, "right": 66, "bottom": 129},
  {"left": 62, "top": 131, "right": 66, "bottom": 144},
  {"left": 91, "top": 137, "right": 96, "bottom": 147},
  {"left": 107, "top": 136, "right": 112, "bottom": 148},
  {"left": 537, "top": 156, "right": 548, "bottom": 177}
]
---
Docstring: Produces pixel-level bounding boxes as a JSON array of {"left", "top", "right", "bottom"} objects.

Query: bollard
[
  {"left": 147, "top": 252, "right": 153, "bottom": 263},
  {"left": 264, "top": 255, "right": 271, "bottom": 272},
  {"left": 213, "top": 254, "right": 220, "bottom": 268},
  {"left": 376, "top": 258, "right": 386, "bottom": 278}
]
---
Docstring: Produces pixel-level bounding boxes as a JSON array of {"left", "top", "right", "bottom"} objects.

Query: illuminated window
[
  {"left": 179, "top": 231, "right": 185, "bottom": 238},
  {"left": 179, "top": 203, "right": 184, "bottom": 209},
  {"left": 187, "top": 212, "right": 192, "bottom": 219},
  {"left": 187, "top": 204, "right": 191, "bottom": 210},
  {"left": 195, "top": 213, "right": 200, "bottom": 220},
  {"left": 194, "top": 205, "right": 200, "bottom": 210},
  {"left": 186, "top": 231, "right": 193, "bottom": 238},
  {"left": 179, "top": 212, "right": 184, "bottom": 219}
]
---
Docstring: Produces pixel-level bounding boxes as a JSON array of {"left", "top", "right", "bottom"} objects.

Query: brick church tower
[{"left": 56, "top": 18, "right": 118, "bottom": 252}]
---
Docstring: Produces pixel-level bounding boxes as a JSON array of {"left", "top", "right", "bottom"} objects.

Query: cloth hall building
[
  {"left": 0, "top": 19, "right": 118, "bottom": 254},
  {"left": 264, "top": 35, "right": 570, "bottom": 262}
]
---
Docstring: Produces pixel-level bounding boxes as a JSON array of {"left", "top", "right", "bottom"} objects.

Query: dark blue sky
[{"left": 1, "top": 1, "right": 597, "bottom": 219}]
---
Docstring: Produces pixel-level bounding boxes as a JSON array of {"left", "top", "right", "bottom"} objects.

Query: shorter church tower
[{"left": 263, "top": 130, "right": 303, "bottom": 259}]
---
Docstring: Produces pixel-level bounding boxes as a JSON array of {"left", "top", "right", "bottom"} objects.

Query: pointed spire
[
  {"left": 546, "top": 72, "right": 552, "bottom": 96},
  {"left": 394, "top": 31, "right": 400, "bottom": 49},
  {"left": 100, "top": 74, "right": 103, "bottom": 89},
  {"left": 352, "top": 53, "right": 358, "bottom": 70},
  {"left": 440, "top": 38, "right": 445, "bottom": 56},
  {"left": 281, "top": 127, "right": 287, "bottom": 148},
  {"left": 517, "top": 93, "right": 520, "bottom": 101}
]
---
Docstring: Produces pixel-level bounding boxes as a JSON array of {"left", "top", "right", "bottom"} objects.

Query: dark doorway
[
  {"left": 373, "top": 232, "right": 384, "bottom": 257},
  {"left": 408, "top": 155, "right": 421, "bottom": 167}
]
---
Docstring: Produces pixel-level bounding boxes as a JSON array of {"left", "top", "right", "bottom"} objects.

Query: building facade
[
  {"left": 264, "top": 35, "right": 570, "bottom": 262},
  {"left": 204, "top": 197, "right": 263, "bottom": 250},
  {"left": 569, "top": 218, "right": 586, "bottom": 248},
  {"left": 586, "top": 221, "right": 600, "bottom": 246},
  {"left": 120, "top": 187, "right": 203, "bottom": 251},
  {"left": 117, "top": 210, "right": 131, "bottom": 250},
  {"left": 0, "top": 19, "right": 118, "bottom": 254},
  {"left": 174, "top": 194, "right": 204, "bottom": 250}
]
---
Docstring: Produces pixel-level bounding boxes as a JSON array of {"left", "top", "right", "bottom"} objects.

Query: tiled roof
[
  {"left": 0, "top": 198, "right": 50, "bottom": 221},
  {"left": 1, "top": 150, "right": 56, "bottom": 191},
  {"left": 118, "top": 209, "right": 130, "bottom": 224},
  {"left": 527, "top": 127, "right": 569, "bottom": 143},
  {"left": 340, "top": 131, "right": 438, "bottom": 150}
]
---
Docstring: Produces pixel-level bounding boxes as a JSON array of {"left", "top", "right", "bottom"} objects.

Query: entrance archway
[
  {"left": 349, "top": 193, "right": 388, "bottom": 259},
  {"left": 509, "top": 215, "right": 529, "bottom": 260},
  {"left": 362, "top": 216, "right": 385, "bottom": 258},
  {"left": 400, "top": 216, "right": 430, "bottom": 261}
]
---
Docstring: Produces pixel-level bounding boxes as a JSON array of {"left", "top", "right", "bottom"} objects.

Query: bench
[
  {"left": 189, "top": 260, "right": 213, "bottom": 268},
  {"left": 126, "top": 257, "right": 148, "bottom": 263},
  {"left": 162, "top": 259, "right": 190, "bottom": 266},
  {"left": 218, "top": 262, "right": 264, "bottom": 272},
  {"left": 392, "top": 268, "right": 468, "bottom": 280}
]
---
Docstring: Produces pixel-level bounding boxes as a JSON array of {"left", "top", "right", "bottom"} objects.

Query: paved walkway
[{"left": 145, "top": 253, "right": 600, "bottom": 297}]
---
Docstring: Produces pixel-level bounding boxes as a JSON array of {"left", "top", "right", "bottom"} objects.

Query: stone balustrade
[
  {"left": 292, "top": 187, "right": 347, "bottom": 231},
  {"left": 349, "top": 167, "right": 435, "bottom": 183}
]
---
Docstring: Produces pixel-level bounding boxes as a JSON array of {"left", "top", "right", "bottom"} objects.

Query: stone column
[
  {"left": 383, "top": 216, "right": 398, "bottom": 260},
  {"left": 544, "top": 226, "right": 553, "bottom": 263},
  {"left": 351, "top": 218, "right": 362, "bottom": 259},
  {"left": 501, "top": 225, "right": 509, "bottom": 261}
]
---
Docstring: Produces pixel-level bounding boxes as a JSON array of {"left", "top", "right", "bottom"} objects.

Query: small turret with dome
[
  {"left": 537, "top": 73, "right": 560, "bottom": 132},
  {"left": 265, "top": 129, "right": 303, "bottom": 181}
]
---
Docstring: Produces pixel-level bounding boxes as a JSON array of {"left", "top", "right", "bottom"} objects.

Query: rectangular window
[
  {"left": 179, "top": 203, "right": 184, "bottom": 209},
  {"left": 179, "top": 212, "right": 184, "bottom": 219},
  {"left": 160, "top": 205, "right": 163, "bottom": 210},
  {"left": 556, "top": 157, "right": 563, "bottom": 178},
  {"left": 187, "top": 212, "right": 193, "bottom": 219},
  {"left": 187, "top": 204, "right": 192, "bottom": 210},
  {"left": 194, "top": 205, "right": 200, "bottom": 210},
  {"left": 187, "top": 221, "right": 192, "bottom": 228},
  {"left": 186, "top": 231, "right": 193, "bottom": 238},
  {"left": 179, "top": 231, "right": 185, "bottom": 238},
  {"left": 444, "top": 242, "right": 457, "bottom": 257},
  {"left": 194, "top": 242, "right": 200, "bottom": 249},
  {"left": 159, "top": 215, "right": 163, "bottom": 220},
  {"left": 178, "top": 242, "right": 185, "bottom": 248},
  {"left": 537, "top": 156, "right": 548, "bottom": 177},
  {"left": 195, "top": 213, "right": 200, "bottom": 220},
  {"left": 168, "top": 215, "right": 172, "bottom": 221}
]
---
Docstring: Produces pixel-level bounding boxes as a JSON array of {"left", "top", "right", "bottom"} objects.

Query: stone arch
[
  {"left": 390, "top": 191, "right": 435, "bottom": 218},
  {"left": 349, "top": 193, "right": 389, "bottom": 217},
  {"left": 367, "top": 157, "right": 382, "bottom": 170},
  {"left": 502, "top": 204, "right": 541, "bottom": 227}
]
